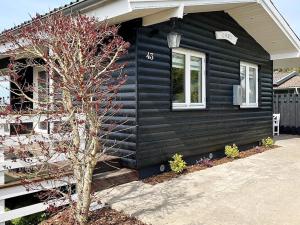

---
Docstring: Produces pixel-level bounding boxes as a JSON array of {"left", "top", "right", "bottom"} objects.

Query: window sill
[
  {"left": 240, "top": 104, "right": 259, "bottom": 109},
  {"left": 172, "top": 103, "right": 206, "bottom": 110}
]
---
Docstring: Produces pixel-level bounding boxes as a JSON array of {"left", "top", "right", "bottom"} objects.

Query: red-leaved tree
[{"left": 0, "top": 12, "right": 129, "bottom": 224}]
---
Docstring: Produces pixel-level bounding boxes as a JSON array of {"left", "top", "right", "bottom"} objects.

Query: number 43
[{"left": 146, "top": 52, "right": 154, "bottom": 61}]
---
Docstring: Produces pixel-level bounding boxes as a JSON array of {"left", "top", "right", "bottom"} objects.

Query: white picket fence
[{"left": 0, "top": 113, "right": 84, "bottom": 224}]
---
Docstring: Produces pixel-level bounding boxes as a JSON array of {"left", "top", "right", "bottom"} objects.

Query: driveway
[{"left": 97, "top": 135, "right": 300, "bottom": 225}]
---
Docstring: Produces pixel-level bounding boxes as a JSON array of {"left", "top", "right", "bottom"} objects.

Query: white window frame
[
  {"left": 240, "top": 61, "right": 259, "bottom": 108},
  {"left": 33, "top": 67, "right": 48, "bottom": 109},
  {"left": 33, "top": 67, "right": 49, "bottom": 134},
  {"left": 172, "top": 48, "right": 206, "bottom": 110},
  {"left": 0, "top": 69, "right": 11, "bottom": 135},
  {"left": 0, "top": 69, "right": 10, "bottom": 107}
]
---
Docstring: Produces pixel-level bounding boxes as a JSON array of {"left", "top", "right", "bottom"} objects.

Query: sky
[
  {"left": 0, "top": 0, "right": 299, "bottom": 36},
  {"left": 0, "top": 0, "right": 70, "bottom": 32}
]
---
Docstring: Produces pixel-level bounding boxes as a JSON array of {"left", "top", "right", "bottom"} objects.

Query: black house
[
  {"left": 1, "top": 0, "right": 300, "bottom": 178},
  {"left": 117, "top": 12, "right": 274, "bottom": 177}
]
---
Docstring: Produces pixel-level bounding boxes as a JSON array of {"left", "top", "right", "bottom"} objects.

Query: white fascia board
[
  {"left": 85, "top": 0, "right": 132, "bottom": 21},
  {"left": 142, "top": 4, "right": 184, "bottom": 26},
  {"left": 130, "top": 0, "right": 256, "bottom": 10},
  {"left": 259, "top": 0, "right": 300, "bottom": 59}
]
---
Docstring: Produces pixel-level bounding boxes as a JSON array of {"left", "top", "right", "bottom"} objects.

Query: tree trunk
[
  {"left": 74, "top": 137, "right": 99, "bottom": 225},
  {"left": 75, "top": 164, "right": 94, "bottom": 225}
]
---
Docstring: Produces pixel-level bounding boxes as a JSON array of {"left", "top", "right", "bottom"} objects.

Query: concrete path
[{"left": 97, "top": 135, "right": 300, "bottom": 225}]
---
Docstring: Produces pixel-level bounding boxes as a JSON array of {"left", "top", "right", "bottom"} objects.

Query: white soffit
[
  {"left": 227, "top": 2, "right": 300, "bottom": 60},
  {"left": 84, "top": 0, "right": 133, "bottom": 21},
  {"left": 82, "top": 0, "right": 300, "bottom": 62}
]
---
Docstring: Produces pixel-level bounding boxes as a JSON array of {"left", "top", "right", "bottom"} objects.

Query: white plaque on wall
[{"left": 215, "top": 31, "right": 238, "bottom": 45}]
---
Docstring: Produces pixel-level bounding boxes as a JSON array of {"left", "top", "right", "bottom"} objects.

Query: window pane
[
  {"left": 249, "top": 67, "right": 257, "bottom": 103},
  {"left": 38, "top": 121, "right": 48, "bottom": 130},
  {"left": 240, "top": 65, "right": 246, "bottom": 103},
  {"left": 38, "top": 71, "right": 48, "bottom": 102},
  {"left": 190, "top": 56, "right": 202, "bottom": 103},
  {"left": 0, "top": 76, "right": 10, "bottom": 106},
  {"left": 172, "top": 53, "right": 185, "bottom": 103}
]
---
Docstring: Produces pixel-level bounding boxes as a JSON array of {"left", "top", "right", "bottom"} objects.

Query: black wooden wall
[
  {"left": 135, "top": 11, "right": 273, "bottom": 169},
  {"left": 105, "top": 21, "right": 139, "bottom": 168}
]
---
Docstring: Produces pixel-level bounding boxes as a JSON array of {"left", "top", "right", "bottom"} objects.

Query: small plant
[
  {"left": 262, "top": 137, "right": 274, "bottom": 148},
  {"left": 196, "top": 157, "right": 214, "bottom": 168},
  {"left": 201, "top": 158, "right": 214, "bottom": 168},
  {"left": 255, "top": 146, "right": 262, "bottom": 153},
  {"left": 169, "top": 154, "right": 187, "bottom": 174},
  {"left": 225, "top": 144, "right": 239, "bottom": 158}
]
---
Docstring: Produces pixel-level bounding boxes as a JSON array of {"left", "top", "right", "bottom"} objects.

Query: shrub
[
  {"left": 169, "top": 154, "right": 187, "bottom": 174},
  {"left": 262, "top": 137, "right": 274, "bottom": 148},
  {"left": 225, "top": 144, "right": 239, "bottom": 158},
  {"left": 7, "top": 212, "right": 47, "bottom": 225}
]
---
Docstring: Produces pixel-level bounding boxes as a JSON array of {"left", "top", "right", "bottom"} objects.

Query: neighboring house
[
  {"left": 1, "top": 1, "right": 300, "bottom": 221},
  {"left": 273, "top": 71, "right": 300, "bottom": 94}
]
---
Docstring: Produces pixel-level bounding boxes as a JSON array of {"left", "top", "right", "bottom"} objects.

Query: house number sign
[
  {"left": 146, "top": 52, "right": 154, "bottom": 61},
  {"left": 215, "top": 31, "right": 238, "bottom": 45}
]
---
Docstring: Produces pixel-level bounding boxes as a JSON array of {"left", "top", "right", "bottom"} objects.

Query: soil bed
[
  {"left": 41, "top": 207, "right": 147, "bottom": 225},
  {"left": 143, "top": 145, "right": 279, "bottom": 185}
]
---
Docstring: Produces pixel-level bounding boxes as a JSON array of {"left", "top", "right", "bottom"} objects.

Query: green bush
[
  {"left": 262, "top": 137, "right": 274, "bottom": 148},
  {"left": 225, "top": 144, "right": 239, "bottom": 158},
  {"left": 169, "top": 153, "right": 187, "bottom": 174}
]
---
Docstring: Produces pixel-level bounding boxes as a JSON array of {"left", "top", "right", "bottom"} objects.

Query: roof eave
[{"left": 1, "top": 0, "right": 300, "bottom": 66}]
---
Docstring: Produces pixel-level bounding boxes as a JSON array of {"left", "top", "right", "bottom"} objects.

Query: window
[
  {"left": 37, "top": 70, "right": 48, "bottom": 102},
  {"left": 0, "top": 73, "right": 10, "bottom": 135},
  {"left": 0, "top": 74, "right": 10, "bottom": 106},
  {"left": 240, "top": 62, "right": 258, "bottom": 108},
  {"left": 33, "top": 67, "right": 49, "bottom": 133},
  {"left": 172, "top": 48, "right": 206, "bottom": 109},
  {"left": 33, "top": 67, "right": 49, "bottom": 108}
]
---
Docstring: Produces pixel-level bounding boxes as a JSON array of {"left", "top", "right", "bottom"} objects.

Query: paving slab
[{"left": 97, "top": 135, "right": 300, "bottom": 225}]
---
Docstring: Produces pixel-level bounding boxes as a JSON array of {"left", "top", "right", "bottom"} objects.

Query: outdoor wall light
[
  {"left": 167, "top": 31, "right": 181, "bottom": 48},
  {"left": 167, "top": 17, "right": 182, "bottom": 48}
]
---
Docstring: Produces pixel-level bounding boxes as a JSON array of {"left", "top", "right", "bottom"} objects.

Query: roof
[
  {"left": 273, "top": 71, "right": 298, "bottom": 86},
  {"left": 274, "top": 74, "right": 300, "bottom": 89},
  {"left": 1, "top": 0, "right": 300, "bottom": 66}
]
